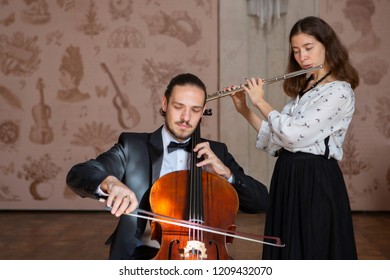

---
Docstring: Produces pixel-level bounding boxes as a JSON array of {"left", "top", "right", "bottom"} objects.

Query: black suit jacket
[{"left": 66, "top": 126, "right": 269, "bottom": 259}]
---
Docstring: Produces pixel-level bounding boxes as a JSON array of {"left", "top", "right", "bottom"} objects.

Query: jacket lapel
[{"left": 148, "top": 126, "right": 164, "bottom": 184}]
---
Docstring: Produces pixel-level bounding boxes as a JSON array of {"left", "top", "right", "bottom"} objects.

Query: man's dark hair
[{"left": 160, "top": 73, "right": 207, "bottom": 116}]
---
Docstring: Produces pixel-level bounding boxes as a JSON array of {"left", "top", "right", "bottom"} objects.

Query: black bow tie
[{"left": 167, "top": 140, "right": 192, "bottom": 153}]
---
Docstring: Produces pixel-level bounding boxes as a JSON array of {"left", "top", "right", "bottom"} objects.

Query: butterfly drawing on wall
[{"left": 95, "top": 85, "right": 108, "bottom": 98}]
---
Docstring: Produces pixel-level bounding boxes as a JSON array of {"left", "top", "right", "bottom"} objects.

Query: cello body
[{"left": 150, "top": 170, "right": 238, "bottom": 260}]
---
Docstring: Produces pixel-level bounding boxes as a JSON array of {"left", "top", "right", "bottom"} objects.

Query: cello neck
[{"left": 189, "top": 123, "right": 204, "bottom": 223}]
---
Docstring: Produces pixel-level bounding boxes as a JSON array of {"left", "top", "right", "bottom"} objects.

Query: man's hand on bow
[{"left": 100, "top": 175, "right": 139, "bottom": 217}]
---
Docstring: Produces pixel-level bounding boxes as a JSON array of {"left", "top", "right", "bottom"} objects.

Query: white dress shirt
[{"left": 160, "top": 126, "right": 191, "bottom": 177}]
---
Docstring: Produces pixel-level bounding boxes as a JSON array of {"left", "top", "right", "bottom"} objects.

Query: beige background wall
[
  {"left": 0, "top": 0, "right": 219, "bottom": 210},
  {"left": 319, "top": 0, "right": 389, "bottom": 211},
  {"left": 1, "top": 0, "right": 389, "bottom": 211}
]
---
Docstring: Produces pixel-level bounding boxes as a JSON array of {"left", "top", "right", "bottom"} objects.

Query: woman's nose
[{"left": 299, "top": 51, "right": 308, "bottom": 62}]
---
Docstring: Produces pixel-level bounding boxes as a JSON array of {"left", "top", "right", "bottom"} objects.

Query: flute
[{"left": 206, "top": 64, "right": 323, "bottom": 102}]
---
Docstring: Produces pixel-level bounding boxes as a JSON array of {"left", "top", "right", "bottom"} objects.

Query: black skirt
[{"left": 262, "top": 149, "right": 357, "bottom": 259}]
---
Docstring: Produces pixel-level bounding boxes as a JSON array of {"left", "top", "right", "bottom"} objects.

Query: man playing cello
[{"left": 66, "top": 73, "right": 269, "bottom": 260}]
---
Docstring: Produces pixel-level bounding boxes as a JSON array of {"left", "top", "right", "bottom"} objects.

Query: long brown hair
[{"left": 283, "top": 16, "right": 359, "bottom": 98}]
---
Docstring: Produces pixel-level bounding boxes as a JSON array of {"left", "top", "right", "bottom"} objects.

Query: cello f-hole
[
  {"left": 168, "top": 239, "right": 180, "bottom": 260},
  {"left": 208, "top": 240, "right": 220, "bottom": 260}
]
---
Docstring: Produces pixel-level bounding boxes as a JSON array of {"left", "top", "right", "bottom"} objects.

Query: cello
[{"left": 149, "top": 119, "right": 239, "bottom": 260}]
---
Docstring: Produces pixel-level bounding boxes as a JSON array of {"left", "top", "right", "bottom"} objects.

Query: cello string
[{"left": 190, "top": 123, "right": 204, "bottom": 257}]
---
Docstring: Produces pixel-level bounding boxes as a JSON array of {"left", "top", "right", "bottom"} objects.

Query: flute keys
[{"left": 223, "top": 85, "right": 241, "bottom": 92}]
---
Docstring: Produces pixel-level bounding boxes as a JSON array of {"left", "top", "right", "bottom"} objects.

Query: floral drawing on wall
[
  {"left": 0, "top": 0, "right": 218, "bottom": 209},
  {"left": 17, "top": 154, "right": 61, "bottom": 201}
]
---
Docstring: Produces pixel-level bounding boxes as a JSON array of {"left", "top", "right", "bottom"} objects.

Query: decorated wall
[
  {"left": 0, "top": 0, "right": 219, "bottom": 210},
  {"left": 320, "top": 0, "right": 390, "bottom": 210}
]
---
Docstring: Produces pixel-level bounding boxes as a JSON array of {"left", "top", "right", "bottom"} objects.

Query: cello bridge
[{"left": 182, "top": 240, "right": 208, "bottom": 259}]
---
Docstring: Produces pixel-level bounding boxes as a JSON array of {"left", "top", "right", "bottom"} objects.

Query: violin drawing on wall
[
  {"left": 100, "top": 63, "right": 140, "bottom": 129},
  {"left": 29, "top": 78, "right": 54, "bottom": 145}
]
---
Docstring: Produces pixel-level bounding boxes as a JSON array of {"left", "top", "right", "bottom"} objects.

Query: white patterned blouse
[{"left": 255, "top": 81, "right": 355, "bottom": 161}]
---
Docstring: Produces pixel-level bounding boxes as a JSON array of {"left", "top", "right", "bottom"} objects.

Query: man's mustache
[{"left": 176, "top": 121, "right": 192, "bottom": 128}]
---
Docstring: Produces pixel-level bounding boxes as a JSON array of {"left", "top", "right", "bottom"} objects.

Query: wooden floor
[{"left": 0, "top": 210, "right": 389, "bottom": 260}]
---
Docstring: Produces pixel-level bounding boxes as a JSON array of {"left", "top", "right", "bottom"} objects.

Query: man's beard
[{"left": 165, "top": 120, "right": 193, "bottom": 142}]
